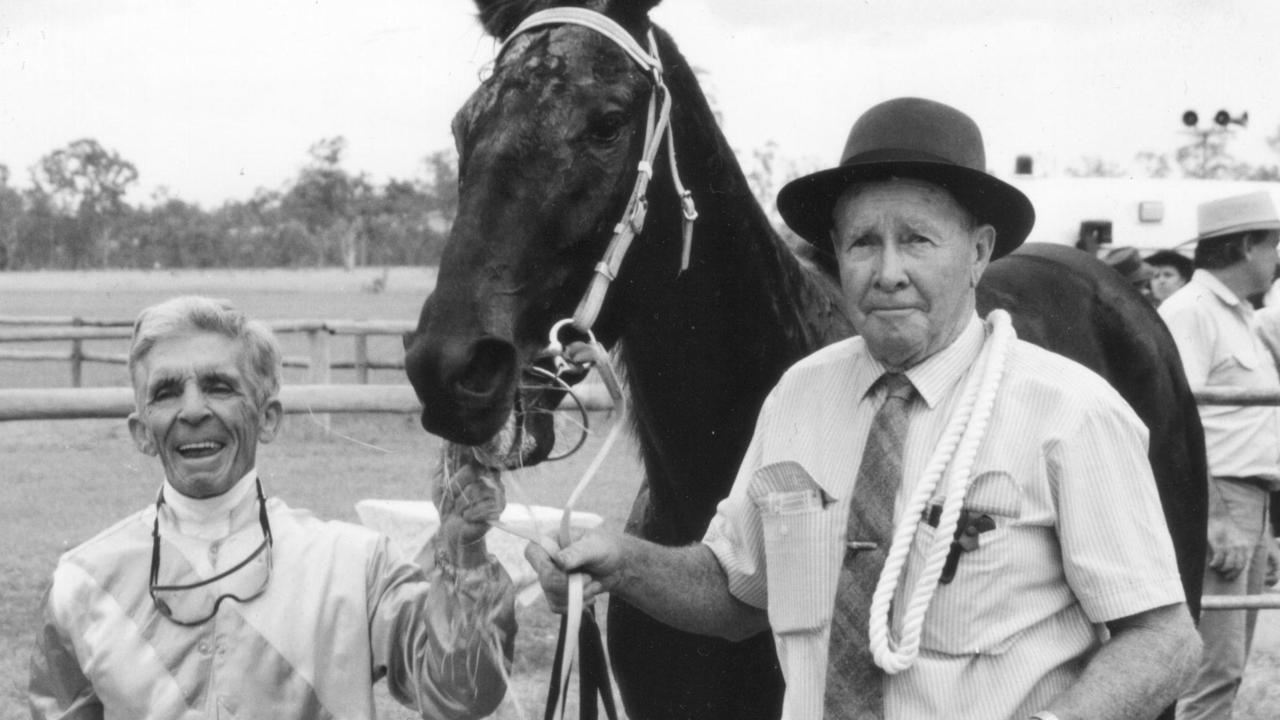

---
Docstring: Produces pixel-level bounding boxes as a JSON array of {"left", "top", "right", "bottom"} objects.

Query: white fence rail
[
  {"left": 0, "top": 316, "right": 415, "bottom": 386},
  {"left": 0, "top": 383, "right": 614, "bottom": 422}
]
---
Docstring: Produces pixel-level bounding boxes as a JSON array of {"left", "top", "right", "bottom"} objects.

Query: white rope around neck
[{"left": 868, "top": 309, "right": 1015, "bottom": 674}]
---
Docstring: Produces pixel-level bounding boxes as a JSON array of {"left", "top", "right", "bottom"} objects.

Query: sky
[{"left": 2, "top": 0, "right": 1278, "bottom": 208}]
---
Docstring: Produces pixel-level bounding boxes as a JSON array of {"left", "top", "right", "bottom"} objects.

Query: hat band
[
  {"left": 841, "top": 147, "right": 961, "bottom": 168},
  {"left": 1200, "top": 220, "right": 1280, "bottom": 240}
]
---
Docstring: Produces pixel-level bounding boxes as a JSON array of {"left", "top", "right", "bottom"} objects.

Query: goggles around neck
[{"left": 148, "top": 478, "right": 273, "bottom": 626}]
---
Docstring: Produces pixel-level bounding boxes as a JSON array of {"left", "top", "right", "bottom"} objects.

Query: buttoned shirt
[
  {"left": 1159, "top": 269, "right": 1280, "bottom": 487},
  {"left": 703, "top": 314, "right": 1184, "bottom": 720},
  {"left": 30, "top": 471, "right": 515, "bottom": 719}
]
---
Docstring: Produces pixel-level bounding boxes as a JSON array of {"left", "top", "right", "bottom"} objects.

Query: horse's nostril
[{"left": 458, "top": 338, "right": 516, "bottom": 397}]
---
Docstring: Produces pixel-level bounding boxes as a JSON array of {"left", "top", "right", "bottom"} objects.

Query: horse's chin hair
[{"left": 470, "top": 412, "right": 537, "bottom": 470}]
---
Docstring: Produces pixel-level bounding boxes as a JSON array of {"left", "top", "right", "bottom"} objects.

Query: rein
[
  {"left": 497, "top": 9, "right": 695, "bottom": 717},
  {"left": 497, "top": 10, "right": 702, "bottom": 717},
  {"left": 499, "top": 7, "right": 698, "bottom": 334}
]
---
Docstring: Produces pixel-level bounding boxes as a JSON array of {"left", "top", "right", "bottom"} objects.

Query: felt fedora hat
[
  {"left": 777, "top": 97, "right": 1034, "bottom": 260},
  {"left": 1195, "top": 190, "right": 1280, "bottom": 242},
  {"left": 1104, "top": 247, "right": 1154, "bottom": 284}
]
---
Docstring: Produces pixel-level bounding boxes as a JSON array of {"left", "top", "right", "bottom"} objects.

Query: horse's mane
[
  {"left": 790, "top": 237, "right": 840, "bottom": 280},
  {"left": 475, "top": 0, "right": 663, "bottom": 39}
]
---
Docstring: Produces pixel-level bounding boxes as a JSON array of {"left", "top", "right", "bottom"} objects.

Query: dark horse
[{"left": 404, "top": 2, "right": 1207, "bottom": 718}]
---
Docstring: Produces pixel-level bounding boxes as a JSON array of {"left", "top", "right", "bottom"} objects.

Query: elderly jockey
[{"left": 30, "top": 295, "right": 516, "bottom": 719}]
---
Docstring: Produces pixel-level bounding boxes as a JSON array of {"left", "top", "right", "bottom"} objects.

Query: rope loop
[{"left": 868, "top": 310, "right": 1015, "bottom": 673}]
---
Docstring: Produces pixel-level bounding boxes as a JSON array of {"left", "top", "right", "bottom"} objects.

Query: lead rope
[
  {"left": 868, "top": 309, "right": 1015, "bottom": 673},
  {"left": 498, "top": 9, "right": 697, "bottom": 717},
  {"left": 542, "top": 321, "right": 628, "bottom": 720}
]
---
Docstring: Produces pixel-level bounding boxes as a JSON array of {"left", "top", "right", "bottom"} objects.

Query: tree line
[
  {"left": 2, "top": 122, "right": 1279, "bottom": 271},
  {"left": 0, "top": 137, "right": 457, "bottom": 271}
]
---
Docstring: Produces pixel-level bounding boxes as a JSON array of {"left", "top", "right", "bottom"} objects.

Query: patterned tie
[{"left": 825, "top": 373, "right": 915, "bottom": 720}]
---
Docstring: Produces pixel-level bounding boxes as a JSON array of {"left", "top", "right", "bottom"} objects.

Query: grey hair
[{"left": 128, "top": 296, "right": 283, "bottom": 404}]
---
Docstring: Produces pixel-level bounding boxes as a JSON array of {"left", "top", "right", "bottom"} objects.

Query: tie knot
[{"left": 878, "top": 373, "right": 915, "bottom": 402}]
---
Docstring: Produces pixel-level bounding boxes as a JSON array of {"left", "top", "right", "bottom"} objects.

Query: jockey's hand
[
  {"left": 524, "top": 530, "right": 623, "bottom": 614},
  {"left": 1207, "top": 514, "right": 1252, "bottom": 581},
  {"left": 435, "top": 462, "right": 505, "bottom": 566}
]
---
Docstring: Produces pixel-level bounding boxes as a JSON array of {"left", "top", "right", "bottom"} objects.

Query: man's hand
[
  {"left": 435, "top": 462, "right": 505, "bottom": 567},
  {"left": 1207, "top": 514, "right": 1253, "bottom": 581},
  {"left": 524, "top": 530, "right": 625, "bottom": 613}
]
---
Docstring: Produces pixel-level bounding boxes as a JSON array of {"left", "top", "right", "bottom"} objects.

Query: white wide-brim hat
[{"left": 1197, "top": 190, "right": 1280, "bottom": 242}]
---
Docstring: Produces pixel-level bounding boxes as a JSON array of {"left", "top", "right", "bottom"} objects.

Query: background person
[
  {"left": 1157, "top": 190, "right": 1280, "bottom": 720},
  {"left": 1146, "top": 249, "right": 1195, "bottom": 306},
  {"left": 29, "top": 295, "right": 515, "bottom": 719},
  {"left": 1105, "top": 246, "right": 1156, "bottom": 303},
  {"left": 528, "top": 97, "right": 1199, "bottom": 720}
]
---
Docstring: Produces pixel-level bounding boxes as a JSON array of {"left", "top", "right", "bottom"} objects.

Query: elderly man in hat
[
  {"left": 30, "top": 296, "right": 516, "bottom": 719},
  {"left": 527, "top": 97, "right": 1198, "bottom": 720},
  {"left": 1158, "top": 191, "right": 1280, "bottom": 720}
]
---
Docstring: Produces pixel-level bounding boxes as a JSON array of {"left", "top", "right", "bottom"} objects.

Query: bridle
[{"left": 498, "top": 7, "right": 698, "bottom": 335}]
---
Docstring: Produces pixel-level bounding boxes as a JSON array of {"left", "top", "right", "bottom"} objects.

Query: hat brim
[
  {"left": 1195, "top": 220, "right": 1280, "bottom": 244},
  {"left": 777, "top": 160, "right": 1035, "bottom": 261}
]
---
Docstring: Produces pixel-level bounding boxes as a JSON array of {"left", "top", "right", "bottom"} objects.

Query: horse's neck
[
  {"left": 609, "top": 27, "right": 850, "bottom": 541},
  {"left": 622, "top": 28, "right": 845, "bottom": 345}
]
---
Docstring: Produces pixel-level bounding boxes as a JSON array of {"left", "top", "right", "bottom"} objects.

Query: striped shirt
[
  {"left": 1159, "top": 270, "right": 1280, "bottom": 486},
  {"left": 703, "top": 313, "right": 1184, "bottom": 720}
]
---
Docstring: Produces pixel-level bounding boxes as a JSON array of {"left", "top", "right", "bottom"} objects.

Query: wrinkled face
[
  {"left": 1150, "top": 265, "right": 1186, "bottom": 302},
  {"left": 128, "top": 332, "right": 282, "bottom": 498},
  {"left": 831, "top": 179, "right": 993, "bottom": 370}
]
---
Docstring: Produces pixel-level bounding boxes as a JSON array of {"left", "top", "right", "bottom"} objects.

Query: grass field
[{"left": 4, "top": 267, "right": 1280, "bottom": 718}]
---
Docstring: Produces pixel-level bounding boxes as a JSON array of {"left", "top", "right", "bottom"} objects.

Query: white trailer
[{"left": 1003, "top": 175, "right": 1280, "bottom": 254}]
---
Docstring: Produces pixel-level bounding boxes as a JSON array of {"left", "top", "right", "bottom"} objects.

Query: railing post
[
  {"left": 70, "top": 317, "right": 84, "bottom": 388},
  {"left": 354, "top": 333, "right": 369, "bottom": 384},
  {"left": 306, "top": 328, "right": 332, "bottom": 434}
]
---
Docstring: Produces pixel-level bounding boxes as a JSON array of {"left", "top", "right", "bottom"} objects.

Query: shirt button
[{"left": 198, "top": 642, "right": 211, "bottom": 655}]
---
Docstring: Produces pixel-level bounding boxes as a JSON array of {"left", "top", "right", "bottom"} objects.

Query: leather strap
[{"left": 544, "top": 605, "right": 618, "bottom": 720}]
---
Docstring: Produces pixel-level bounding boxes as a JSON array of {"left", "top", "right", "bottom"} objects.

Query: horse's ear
[
  {"left": 609, "top": 0, "right": 663, "bottom": 30},
  {"left": 474, "top": 0, "right": 543, "bottom": 39},
  {"left": 472, "top": 0, "right": 663, "bottom": 39}
]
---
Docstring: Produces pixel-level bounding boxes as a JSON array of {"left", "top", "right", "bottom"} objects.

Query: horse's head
[{"left": 404, "top": 0, "right": 665, "bottom": 464}]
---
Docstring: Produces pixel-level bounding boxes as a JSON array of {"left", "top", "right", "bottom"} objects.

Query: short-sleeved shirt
[
  {"left": 703, "top": 314, "right": 1184, "bottom": 720},
  {"left": 1159, "top": 269, "right": 1280, "bottom": 486}
]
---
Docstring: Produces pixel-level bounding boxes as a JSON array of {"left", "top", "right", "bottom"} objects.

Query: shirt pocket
[
  {"left": 917, "top": 471, "right": 1026, "bottom": 655},
  {"left": 754, "top": 491, "right": 843, "bottom": 634}
]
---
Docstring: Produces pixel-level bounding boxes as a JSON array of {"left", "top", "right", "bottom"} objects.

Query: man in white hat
[
  {"left": 1158, "top": 191, "right": 1280, "bottom": 720},
  {"left": 529, "top": 97, "right": 1198, "bottom": 720}
]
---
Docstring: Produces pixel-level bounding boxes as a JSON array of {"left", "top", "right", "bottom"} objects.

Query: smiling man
[
  {"left": 30, "top": 296, "right": 515, "bottom": 719},
  {"left": 528, "top": 98, "right": 1199, "bottom": 720}
]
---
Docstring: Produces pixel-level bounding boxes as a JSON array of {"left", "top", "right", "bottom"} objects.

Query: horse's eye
[{"left": 587, "top": 112, "right": 627, "bottom": 144}]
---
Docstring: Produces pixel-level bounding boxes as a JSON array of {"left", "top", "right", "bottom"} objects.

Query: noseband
[{"left": 499, "top": 7, "right": 698, "bottom": 334}]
